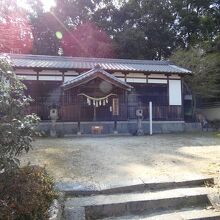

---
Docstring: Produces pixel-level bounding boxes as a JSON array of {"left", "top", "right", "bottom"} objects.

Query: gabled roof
[
  {"left": 1, "top": 53, "right": 191, "bottom": 75},
  {"left": 62, "top": 65, "right": 133, "bottom": 91}
]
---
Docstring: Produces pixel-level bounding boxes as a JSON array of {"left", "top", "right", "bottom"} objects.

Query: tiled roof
[
  {"left": 62, "top": 65, "right": 133, "bottom": 91},
  {"left": 1, "top": 53, "right": 191, "bottom": 74}
]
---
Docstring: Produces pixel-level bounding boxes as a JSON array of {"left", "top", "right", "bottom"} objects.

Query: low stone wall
[
  {"left": 198, "top": 107, "right": 220, "bottom": 121},
  {"left": 39, "top": 121, "right": 202, "bottom": 135}
]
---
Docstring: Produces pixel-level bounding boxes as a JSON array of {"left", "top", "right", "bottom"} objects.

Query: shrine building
[{"left": 3, "top": 53, "right": 193, "bottom": 134}]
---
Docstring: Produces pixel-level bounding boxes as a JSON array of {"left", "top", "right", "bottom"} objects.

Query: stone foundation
[{"left": 39, "top": 121, "right": 202, "bottom": 136}]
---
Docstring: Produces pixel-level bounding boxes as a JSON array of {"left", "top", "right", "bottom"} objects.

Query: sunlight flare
[{"left": 18, "top": 0, "right": 56, "bottom": 12}]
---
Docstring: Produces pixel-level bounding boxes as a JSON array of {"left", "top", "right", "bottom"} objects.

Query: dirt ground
[{"left": 20, "top": 133, "right": 220, "bottom": 186}]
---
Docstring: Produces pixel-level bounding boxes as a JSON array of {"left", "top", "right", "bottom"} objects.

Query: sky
[{"left": 18, "top": 0, "right": 124, "bottom": 12}]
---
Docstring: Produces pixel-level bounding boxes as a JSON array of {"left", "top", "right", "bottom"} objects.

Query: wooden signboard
[{"left": 112, "top": 98, "right": 119, "bottom": 116}]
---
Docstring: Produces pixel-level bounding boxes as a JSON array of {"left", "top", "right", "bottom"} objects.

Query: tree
[
  {"left": 31, "top": 12, "right": 61, "bottom": 55},
  {"left": 93, "top": 0, "right": 177, "bottom": 60},
  {"left": 171, "top": 0, "right": 220, "bottom": 47},
  {"left": 28, "top": 0, "right": 178, "bottom": 59},
  {"left": 1, "top": 0, "right": 219, "bottom": 59},
  {"left": 62, "top": 22, "right": 115, "bottom": 57},
  {"left": 170, "top": 39, "right": 220, "bottom": 102},
  {"left": 0, "top": 57, "right": 40, "bottom": 172},
  {"left": 0, "top": 0, "right": 33, "bottom": 54}
]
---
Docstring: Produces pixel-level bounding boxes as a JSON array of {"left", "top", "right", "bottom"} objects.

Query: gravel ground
[{"left": 20, "top": 133, "right": 220, "bottom": 186}]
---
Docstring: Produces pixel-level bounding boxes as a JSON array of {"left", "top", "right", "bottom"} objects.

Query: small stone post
[
  {"left": 136, "top": 107, "right": 144, "bottom": 136},
  {"left": 49, "top": 107, "right": 58, "bottom": 137}
]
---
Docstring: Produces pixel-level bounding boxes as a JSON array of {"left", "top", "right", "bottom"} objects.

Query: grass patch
[{"left": 213, "top": 132, "right": 220, "bottom": 138}]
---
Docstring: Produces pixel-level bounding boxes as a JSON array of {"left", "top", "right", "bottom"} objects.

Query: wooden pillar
[
  {"left": 62, "top": 72, "right": 65, "bottom": 82},
  {"left": 112, "top": 97, "right": 119, "bottom": 134},
  {"left": 60, "top": 70, "right": 67, "bottom": 82},
  {"left": 180, "top": 75, "right": 184, "bottom": 120},
  {"left": 123, "top": 73, "right": 129, "bottom": 121},
  {"left": 125, "top": 90, "right": 129, "bottom": 121},
  {"left": 93, "top": 106, "right": 97, "bottom": 121},
  {"left": 114, "top": 116, "right": 118, "bottom": 134},
  {"left": 144, "top": 73, "right": 150, "bottom": 84},
  {"left": 60, "top": 88, "right": 64, "bottom": 121},
  {"left": 124, "top": 73, "right": 128, "bottom": 83},
  {"left": 34, "top": 68, "right": 42, "bottom": 80},
  {"left": 166, "top": 74, "right": 170, "bottom": 105},
  {"left": 36, "top": 70, "right": 40, "bottom": 80}
]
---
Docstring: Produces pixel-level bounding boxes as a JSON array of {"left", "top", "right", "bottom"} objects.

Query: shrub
[
  {"left": 0, "top": 57, "right": 40, "bottom": 172},
  {"left": 0, "top": 165, "right": 58, "bottom": 220}
]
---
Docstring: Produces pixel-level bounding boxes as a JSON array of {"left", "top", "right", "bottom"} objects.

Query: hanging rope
[{"left": 78, "top": 93, "right": 117, "bottom": 107}]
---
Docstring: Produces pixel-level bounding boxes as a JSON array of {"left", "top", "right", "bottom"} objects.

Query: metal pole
[
  {"left": 149, "top": 101, "right": 153, "bottom": 135},
  {"left": 77, "top": 95, "right": 81, "bottom": 135}
]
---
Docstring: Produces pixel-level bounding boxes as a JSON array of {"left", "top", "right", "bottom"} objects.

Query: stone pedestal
[
  {"left": 113, "top": 130, "right": 118, "bottom": 135},
  {"left": 77, "top": 131, "right": 82, "bottom": 136},
  {"left": 50, "top": 119, "right": 57, "bottom": 137},
  {"left": 137, "top": 117, "right": 144, "bottom": 136}
]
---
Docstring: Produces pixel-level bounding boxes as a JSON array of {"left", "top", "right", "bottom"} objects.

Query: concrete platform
[
  {"left": 57, "top": 176, "right": 214, "bottom": 197},
  {"left": 103, "top": 208, "right": 220, "bottom": 220},
  {"left": 39, "top": 121, "right": 202, "bottom": 135}
]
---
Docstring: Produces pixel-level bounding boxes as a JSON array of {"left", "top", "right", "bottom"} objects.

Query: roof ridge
[
  {"left": 63, "top": 67, "right": 133, "bottom": 90},
  {"left": 3, "top": 53, "right": 170, "bottom": 65},
  {"left": 0, "top": 53, "right": 191, "bottom": 74}
]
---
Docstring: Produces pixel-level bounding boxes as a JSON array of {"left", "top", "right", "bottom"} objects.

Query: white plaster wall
[
  {"left": 38, "top": 76, "right": 62, "bottom": 81},
  {"left": 65, "top": 70, "right": 79, "bottom": 76},
  {"left": 18, "top": 75, "right": 37, "bottom": 80},
  {"left": 113, "top": 72, "right": 124, "bottom": 77},
  {"left": 149, "top": 74, "right": 166, "bottom": 79},
  {"left": 15, "top": 69, "right": 36, "bottom": 75},
  {"left": 117, "top": 77, "right": 126, "bottom": 82},
  {"left": 64, "top": 76, "right": 76, "bottom": 82},
  {"left": 127, "top": 78, "right": 146, "bottom": 83},
  {"left": 40, "top": 70, "right": 61, "bottom": 75},
  {"left": 170, "top": 74, "right": 181, "bottom": 79},
  {"left": 169, "top": 80, "right": 182, "bottom": 105},
  {"left": 127, "top": 73, "right": 146, "bottom": 78},
  {"left": 148, "top": 79, "right": 167, "bottom": 84}
]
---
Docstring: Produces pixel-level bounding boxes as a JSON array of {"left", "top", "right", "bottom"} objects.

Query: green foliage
[
  {"left": 94, "top": 0, "right": 177, "bottom": 59},
  {"left": 170, "top": 42, "right": 220, "bottom": 99},
  {"left": 172, "top": 0, "right": 220, "bottom": 45},
  {"left": 0, "top": 165, "right": 58, "bottom": 220},
  {"left": 0, "top": 57, "right": 40, "bottom": 172}
]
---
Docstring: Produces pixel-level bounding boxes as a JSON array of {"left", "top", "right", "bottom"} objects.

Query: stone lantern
[{"left": 49, "top": 105, "right": 59, "bottom": 137}]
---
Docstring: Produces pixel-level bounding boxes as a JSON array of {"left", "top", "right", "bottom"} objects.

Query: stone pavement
[{"left": 21, "top": 133, "right": 220, "bottom": 187}]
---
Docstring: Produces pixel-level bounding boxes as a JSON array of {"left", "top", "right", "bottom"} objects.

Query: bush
[
  {"left": 210, "top": 119, "right": 220, "bottom": 131},
  {"left": 0, "top": 165, "right": 58, "bottom": 220},
  {"left": 0, "top": 57, "right": 40, "bottom": 172}
]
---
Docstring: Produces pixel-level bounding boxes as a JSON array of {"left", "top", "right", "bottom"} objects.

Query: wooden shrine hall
[{"left": 2, "top": 53, "right": 193, "bottom": 134}]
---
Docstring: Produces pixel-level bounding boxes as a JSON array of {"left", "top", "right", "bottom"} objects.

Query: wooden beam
[{"left": 144, "top": 73, "right": 150, "bottom": 83}]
